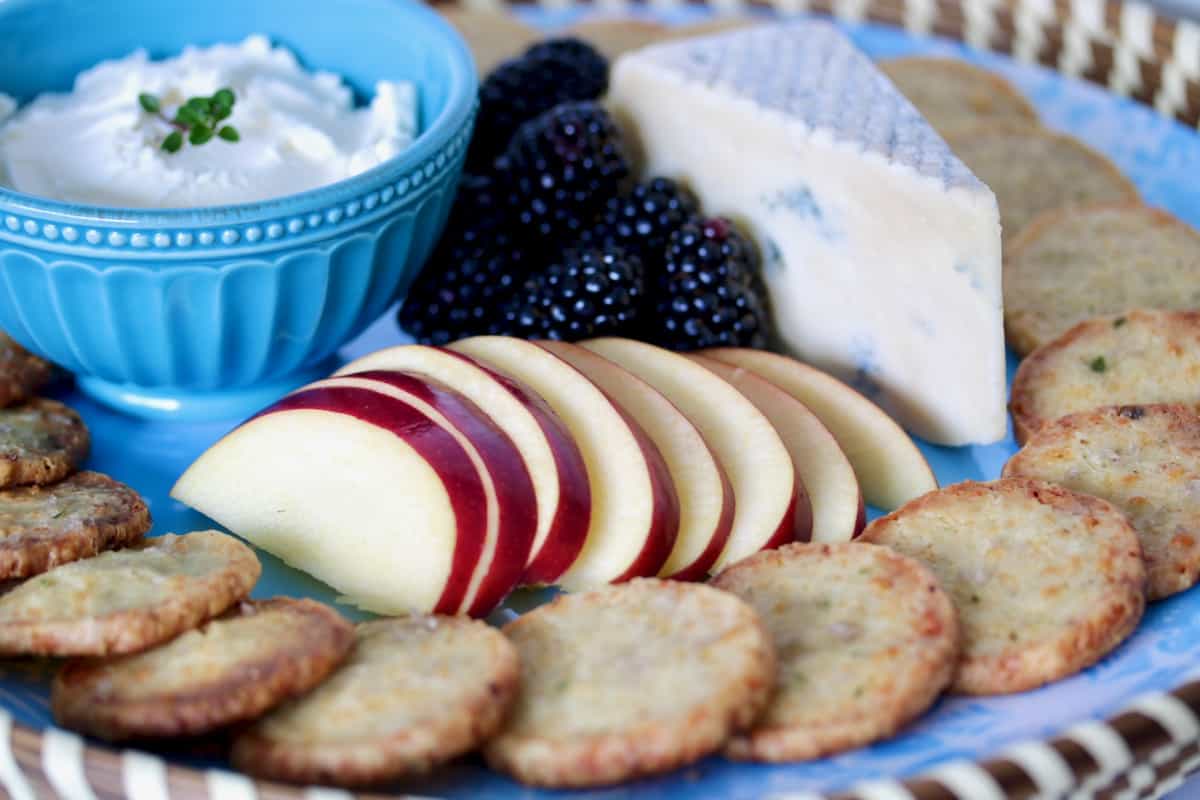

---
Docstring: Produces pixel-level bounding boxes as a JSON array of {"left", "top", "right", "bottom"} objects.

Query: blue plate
[{"left": 5, "top": 13, "right": 1200, "bottom": 799}]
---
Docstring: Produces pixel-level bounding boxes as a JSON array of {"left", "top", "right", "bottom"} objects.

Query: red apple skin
[
  {"left": 348, "top": 370, "right": 537, "bottom": 615},
  {"left": 436, "top": 348, "right": 592, "bottom": 585},
  {"left": 667, "top": 474, "right": 734, "bottom": 582},
  {"left": 853, "top": 499, "right": 867, "bottom": 538},
  {"left": 267, "top": 387, "right": 485, "bottom": 615},
  {"left": 601, "top": 398, "right": 680, "bottom": 583}
]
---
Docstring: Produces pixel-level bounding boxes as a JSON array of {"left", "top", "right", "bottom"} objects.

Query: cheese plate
[{"left": 3, "top": 4, "right": 1200, "bottom": 800}]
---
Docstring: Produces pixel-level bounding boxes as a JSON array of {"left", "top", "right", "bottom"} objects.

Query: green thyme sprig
[{"left": 139, "top": 88, "right": 240, "bottom": 153}]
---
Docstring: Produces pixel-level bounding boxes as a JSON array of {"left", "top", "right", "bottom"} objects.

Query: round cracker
[
  {"left": 439, "top": 8, "right": 541, "bottom": 76},
  {"left": 51, "top": 598, "right": 353, "bottom": 741},
  {"left": 0, "top": 333, "right": 53, "bottom": 409},
  {"left": 484, "top": 578, "right": 775, "bottom": 788},
  {"left": 1004, "top": 404, "right": 1200, "bottom": 601},
  {"left": 0, "top": 471, "right": 150, "bottom": 580},
  {"left": 0, "top": 398, "right": 89, "bottom": 488},
  {"left": 880, "top": 57, "right": 1039, "bottom": 135},
  {"left": 1004, "top": 203, "right": 1200, "bottom": 355},
  {"left": 0, "top": 531, "right": 260, "bottom": 656},
  {"left": 711, "top": 542, "right": 959, "bottom": 761},
  {"left": 942, "top": 124, "right": 1138, "bottom": 245},
  {"left": 232, "top": 616, "right": 518, "bottom": 786},
  {"left": 565, "top": 18, "right": 670, "bottom": 60},
  {"left": 1010, "top": 309, "right": 1200, "bottom": 444},
  {"left": 861, "top": 479, "right": 1145, "bottom": 695}
]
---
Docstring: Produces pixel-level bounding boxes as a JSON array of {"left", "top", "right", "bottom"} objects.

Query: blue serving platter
[{"left": 4, "top": 11, "right": 1200, "bottom": 800}]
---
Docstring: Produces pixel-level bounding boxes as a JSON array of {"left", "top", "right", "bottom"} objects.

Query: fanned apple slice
[
  {"left": 449, "top": 336, "right": 679, "bottom": 589},
  {"left": 336, "top": 345, "right": 590, "bottom": 585},
  {"left": 307, "top": 373, "right": 535, "bottom": 616},
  {"left": 173, "top": 382, "right": 531, "bottom": 616},
  {"left": 690, "top": 355, "right": 865, "bottom": 542},
  {"left": 537, "top": 341, "right": 734, "bottom": 581},
  {"left": 703, "top": 348, "right": 936, "bottom": 509},
  {"left": 581, "top": 338, "right": 803, "bottom": 572}
]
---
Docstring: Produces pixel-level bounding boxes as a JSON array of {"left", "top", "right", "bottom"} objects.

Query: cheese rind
[{"left": 609, "top": 21, "right": 1006, "bottom": 446}]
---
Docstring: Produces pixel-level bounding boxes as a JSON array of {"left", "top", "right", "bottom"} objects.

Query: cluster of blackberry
[{"left": 399, "top": 38, "right": 771, "bottom": 351}]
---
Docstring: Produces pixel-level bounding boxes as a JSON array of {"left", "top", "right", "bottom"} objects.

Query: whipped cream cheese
[{"left": 0, "top": 36, "right": 417, "bottom": 208}]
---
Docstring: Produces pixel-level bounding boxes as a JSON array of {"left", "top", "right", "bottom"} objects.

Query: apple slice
[
  {"left": 689, "top": 354, "right": 865, "bottom": 542},
  {"left": 306, "top": 372, "right": 536, "bottom": 615},
  {"left": 581, "top": 338, "right": 803, "bottom": 572},
  {"left": 537, "top": 341, "right": 734, "bottom": 581},
  {"left": 335, "top": 345, "right": 590, "bottom": 585},
  {"left": 703, "top": 348, "right": 937, "bottom": 510},
  {"left": 172, "top": 379, "right": 536, "bottom": 617},
  {"left": 448, "top": 336, "right": 679, "bottom": 589}
]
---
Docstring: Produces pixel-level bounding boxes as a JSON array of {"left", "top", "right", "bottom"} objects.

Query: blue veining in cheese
[{"left": 610, "top": 20, "right": 1006, "bottom": 445}]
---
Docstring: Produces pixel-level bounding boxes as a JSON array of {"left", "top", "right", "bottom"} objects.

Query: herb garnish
[
  {"left": 1090, "top": 356, "right": 1108, "bottom": 373},
  {"left": 139, "top": 88, "right": 240, "bottom": 153}
]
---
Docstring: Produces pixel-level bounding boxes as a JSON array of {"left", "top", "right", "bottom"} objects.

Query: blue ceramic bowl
[{"left": 0, "top": 0, "right": 476, "bottom": 420}]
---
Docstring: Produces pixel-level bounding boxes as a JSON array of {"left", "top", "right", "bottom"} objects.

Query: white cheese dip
[{"left": 0, "top": 35, "right": 417, "bottom": 208}]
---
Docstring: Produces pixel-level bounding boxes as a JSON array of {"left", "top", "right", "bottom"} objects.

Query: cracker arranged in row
[
  {"left": 711, "top": 542, "right": 959, "bottom": 762},
  {"left": 0, "top": 333, "right": 54, "bottom": 409},
  {"left": 943, "top": 124, "right": 1138, "bottom": 245},
  {"left": 439, "top": 8, "right": 542, "bottom": 75},
  {"left": 1004, "top": 204, "right": 1200, "bottom": 355},
  {"left": 880, "top": 57, "right": 1039, "bottom": 134},
  {"left": 1005, "top": 404, "right": 1200, "bottom": 600},
  {"left": 1010, "top": 309, "right": 1200, "bottom": 443},
  {"left": 0, "top": 397, "right": 89, "bottom": 488},
  {"left": 0, "top": 531, "right": 259, "bottom": 656},
  {"left": 233, "top": 616, "right": 519, "bottom": 787},
  {"left": 52, "top": 598, "right": 353, "bottom": 741},
  {"left": 862, "top": 478, "right": 1145, "bottom": 695},
  {"left": 484, "top": 579, "right": 775, "bottom": 788},
  {"left": 0, "top": 471, "right": 149, "bottom": 580}
]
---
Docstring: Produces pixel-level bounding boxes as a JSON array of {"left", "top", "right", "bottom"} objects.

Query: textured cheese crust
[
  {"left": 711, "top": 542, "right": 959, "bottom": 761},
  {"left": 51, "top": 598, "right": 354, "bottom": 741},
  {"left": 0, "top": 471, "right": 150, "bottom": 580},
  {"left": 879, "top": 58, "right": 1039, "bottom": 135},
  {"left": 943, "top": 124, "right": 1138, "bottom": 245},
  {"left": 0, "top": 398, "right": 89, "bottom": 488},
  {"left": 610, "top": 22, "right": 1005, "bottom": 446},
  {"left": 0, "top": 531, "right": 259, "bottom": 656},
  {"left": 1010, "top": 310, "right": 1200, "bottom": 443},
  {"left": 484, "top": 579, "right": 775, "bottom": 788},
  {"left": 1004, "top": 404, "right": 1200, "bottom": 600},
  {"left": 862, "top": 479, "right": 1145, "bottom": 695},
  {"left": 0, "top": 333, "right": 53, "bottom": 409},
  {"left": 1004, "top": 203, "right": 1200, "bottom": 355},
  {"left": 232, "top": 617, "right": 519, "bottom": 786}
]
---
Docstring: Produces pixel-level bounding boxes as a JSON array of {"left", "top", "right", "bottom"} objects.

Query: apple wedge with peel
[
  {"left": 449, "top": 337, "right": 679, "bottom": 589},
  {"left": 306, "top": 372, "right": 536, "bottom": 615},
  {"left": 171, "top": 377, "right": 536, "bottom": 617},
  {"left": 703, "top": 348, "right": 937, "bottom": 509},
  {"left": 335, "top": 345, "right": 590, "bottom": 585},
  {"left": 690, "top": 354, "right": 865, "bottom": 542},
  {"left": 581, "top": 338, "right": 804, "bottom": 572},
  {"left": 537, "top": 341, "right": 734, "bottom": 581}
]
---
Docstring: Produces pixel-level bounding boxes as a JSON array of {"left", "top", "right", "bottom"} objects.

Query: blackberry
[
  {"left": 525, "top": 38, "right": 608, "bottom": 89},
  {"left": 506, "top": 102, "right": 632, "bottom": 245},
  {"left": 398, "top": 229, "right": 528, "bottom": 345},
  {"left": 500, "top": 246, "right": 644, "bottom": 340},
  {"left": 467, "top": 39, "right": 609, "bottom": 173},
  {"left": 580, "top": 178, "right": 700, "bottom": 270},
  {"left": 651, "top": 217, "right": 771, "bottom": 351}
]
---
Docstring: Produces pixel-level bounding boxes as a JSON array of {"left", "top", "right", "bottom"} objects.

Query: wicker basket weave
[{"left": 3, "top": 0, "right": 1200, "bottom": 798}]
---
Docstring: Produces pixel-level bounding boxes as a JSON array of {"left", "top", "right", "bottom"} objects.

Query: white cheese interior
[{"left": 609, "top": 21, "right": 1006, "bottom": 446}]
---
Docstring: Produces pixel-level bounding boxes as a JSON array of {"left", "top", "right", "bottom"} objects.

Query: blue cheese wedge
[{"left": 609, "top": 21, "right": 1005, "bottom": 446}]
